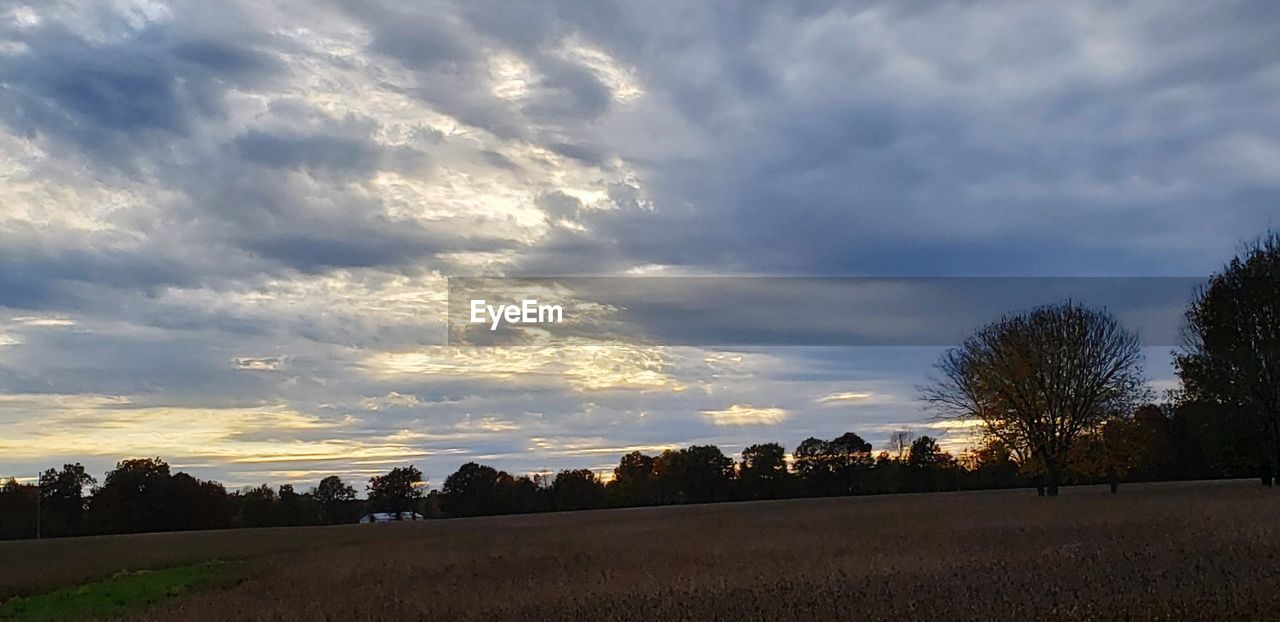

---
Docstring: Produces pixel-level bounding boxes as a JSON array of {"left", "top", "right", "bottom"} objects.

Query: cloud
[
  {"left": 0, "top": 12, "right": 278, "bottom": 164},
  {"left": 702, "top": 404, "right": 789, "bottom": 426},
  {"left": 362, "top": 344, "right": 677, "bottom": 393},
  {"left": 360, "top": 392, "right": 421, "bottom": 411},
  {"left": 455, "top": 416, "right": 521, "bottom": 433},
  {"left": 0, "top": 0, "right": 1265, "bottom": 486},
  {"left": 232, "top": 357, "right": 286, "bottom": 372},
  {"left": 814, "top": 391, "right": 876, "bottom": 405}
]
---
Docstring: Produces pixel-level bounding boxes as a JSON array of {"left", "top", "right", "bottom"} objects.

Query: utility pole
[{"left": 34, "top": 473, "right": 41, "bottom": 540}]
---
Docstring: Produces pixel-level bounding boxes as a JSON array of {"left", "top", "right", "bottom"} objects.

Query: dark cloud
[
  {"left": 480, "top": 150, "right": 522, "bottom": 172},
  {"left": 234, "top": 130, "right": 428, "bottom": 177},
  {"left": 235, "top": 131, "right": 381, "bottom": 173},
  {"left": 524, "top": 59, "right": 613, "bottom": 121},
  {"left": 0, "top": 21, "right": 277, "bottom": 164},
  {"left": 546, "top": 142, "right": 606, "bottom": 167},
  {"left": 0, "top": 243, "right": 208, "bottom": 309}
]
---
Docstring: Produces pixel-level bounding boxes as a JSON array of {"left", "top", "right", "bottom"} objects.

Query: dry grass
[{"left": 3, "top": 481, "right": 1277, "bottom": 621}]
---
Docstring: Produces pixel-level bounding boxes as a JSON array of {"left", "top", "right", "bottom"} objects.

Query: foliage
[
  {"left": 922, "top": 302, "right": 1147, "bottom": 495},
  {"left": 36, "top": 464, "right": 95, "bottom": 537},
  {"left": 549, "top": 469, "right": 606, "bottom": 511},
  {"left": 367, "top": 466, "right": 425, "bottom": 518},
  {"left": 738, "top": 443, "right": 789, "bottom": 499},
  {"left": 312, "top": 476, "right": 358, "bottom": 524},
  {"left": 1176, "top": 232, "right": 1280, "bottom": 483}
]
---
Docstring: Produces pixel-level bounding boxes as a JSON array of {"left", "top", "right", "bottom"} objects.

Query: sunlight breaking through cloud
[{"left": 702, "top": 404, "right": 789, "bottom": 427}]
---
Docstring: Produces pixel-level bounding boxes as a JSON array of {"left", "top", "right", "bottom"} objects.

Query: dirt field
[{"left": 2, "top": 481, "right": 1277, "bottom": 620}]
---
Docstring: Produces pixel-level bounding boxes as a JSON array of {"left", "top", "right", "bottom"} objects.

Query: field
[{"left": 2, "top": 481, "right": 1277, "bottom": 621}]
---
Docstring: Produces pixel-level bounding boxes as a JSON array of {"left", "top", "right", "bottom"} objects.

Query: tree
[
  {"left": 235, "top": 484, "right": 278, "bottom": 528},
  {"left": 792, "top": 433, "right": 874, "bottom": 496},
  {"left": 550, "top": 469, "right": 606, "bottom": 511},
  {"left": 792, "top": 437, "right": 840, "bottom": 495},
  {"left": 1070, "top": 418, "right": 1141, "bottom": 493},
  {"left": 276, "top": 484, "right": 319, "bottom": 526},
  {"left": 441, "top": 462, "right": 503, "bottom": 517},
  {"left": 0, "top": 479, "right": 38, "bottom": 540},
  {"left": 907, "top": 436, "right": 944, "bottom": 468},
  {"left": 889, "top": 431, "right": 917, "bottom": 462},
  {"left": 312, "top": 475, "right": 357, "bottom": 524},
  {"left": 38, "top": 463, "right": 96, "bottom": 537},
  {"left": 828, "top": 432, "right": 874, "bottom": 494},
  {"left": 608, "top": 451, "right": 657, "bottom": 507},
  {"left": 1070, "top": 404, "right": 1179, "bottom": 492},
  {"left": 828, "top": 433, "right": 873, "bottom": 468},
  {"left": 739, "top": 443, "right": 788, "bottom": 499},
  {"left": 368, "top": 466, "right": 425, "bottom": 518},
  {"left": 900, "top": 436, "right": 958, "bottom": 492},
  {"left": 167, "top": 472, "right": 231, "bottom": 531},
  {"left": 922, "top": 302, "right": 1147, "bottom": 496},
  {"left": 1167, "top": 400, "right": 1257, "bottom": 479},
  {"left": 1176, "top": 233, "right": 1280, "bottom": 486},
  {"left": 963, "top": 440, "right": 1023, "bottom": 490},
  {"left": 1126, "top": 404, "right": 1177, "bottom": 479},
  {"left": 654, "top": 445, "right": 734, "bottom": 504},
  {"left": 86, "top": 457, "right": 229, "bottom": 534},
  {"left": 792, "top": 438, "right": 830, "bottom": 484},
  {"left": 88, "top": 457, "right": 174, "bottom": 533},
  {"left": 499, "top": 474, "right": 548, "bottom": 514}
]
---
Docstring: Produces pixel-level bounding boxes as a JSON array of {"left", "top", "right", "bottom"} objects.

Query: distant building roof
[{"left": 359, "top": 512, "right": 425, "bottom": 523}]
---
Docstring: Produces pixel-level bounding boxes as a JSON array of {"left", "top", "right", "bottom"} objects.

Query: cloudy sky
[{"left": 1, "top": 1, "right": 1277, "bottom": 489}]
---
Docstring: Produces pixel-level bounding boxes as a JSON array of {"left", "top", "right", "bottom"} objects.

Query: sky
[{"left": 1, "top": 1, "right": 1278, "bottom": 490}]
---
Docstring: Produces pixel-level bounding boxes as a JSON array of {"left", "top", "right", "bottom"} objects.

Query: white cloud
[
  {"left": 702, "top": 404, "right": 789, "bottom": 427},
  {"left": 814, "top": 391, "right": 876, "bottom": 404}
]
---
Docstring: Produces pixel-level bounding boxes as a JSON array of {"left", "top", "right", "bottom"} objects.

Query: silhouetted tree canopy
[
  {"left": 609, "top": 451, "right": 658, "bottom": 507},
  {"left": 550, "top": 469, "right": 606, "bottom": 511},
  {"left": 793, "top": 433, "right": 875, "bottom": 495},
  {"left": 38, "top": 463, "right": 95, "bottom": 537},
  {"left": 739, "top": 443, "right": 789, "bottom": 499},
  {"left": 654, "top": 445, "right": 734, "bottom": 504},
  {"left": 312, "top": 475, "right": 358, "bottom": 524},
  {"left": 89, "top": 458, "right": 175, "bottom": 533},
  {"left": 237, "top": 484, "right": 278, "bottom": 528},
  {"left": 907, "top": 436, "right": 944, "bottom": 468},
  {"left": 1177, "top": 232, "right": 1280, "bottom": 485},
  {"left": 368, "top": 466, "right": 425, "bottom": 518},
  {"left": 442, "top": 462, "right": 504, "bottom": 517},
  {"left": 87, "top": 458, "right": 230, "bottom": 534}
]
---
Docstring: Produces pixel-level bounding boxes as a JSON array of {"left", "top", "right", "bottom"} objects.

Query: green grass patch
[{"left": 0, "top": 561, "right": 234, "bottom": 621}]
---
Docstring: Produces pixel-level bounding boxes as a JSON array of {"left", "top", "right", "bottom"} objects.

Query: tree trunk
[
  {"left": 1267, "top": 418, "right": 1280, "bottom": 488},
  {"left": 1045, "top": 471, "right": 1060, "bottom": 497},
  {"left": 1273, "top": 438, "right": 1280, "bottom": 488}
]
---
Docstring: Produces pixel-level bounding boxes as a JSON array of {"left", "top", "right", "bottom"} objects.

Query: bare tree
[
  {"left": 888, "top": 430, "right": 916, "bottom": 462},
  {"left": 921, "top": 302, "right": 1147, "bottom": 496}
]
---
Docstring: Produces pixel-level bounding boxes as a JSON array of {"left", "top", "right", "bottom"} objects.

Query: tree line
[
  {"left": 0, "top": 403, "right": 1254, "bottom": 540},
  {"left": 2, "top": 232, "right": 1279, "bottom": 538}
]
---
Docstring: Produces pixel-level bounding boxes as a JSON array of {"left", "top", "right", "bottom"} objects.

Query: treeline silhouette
[{"left": 0, "top": 403, "right": 1253, "bottom": 540}]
